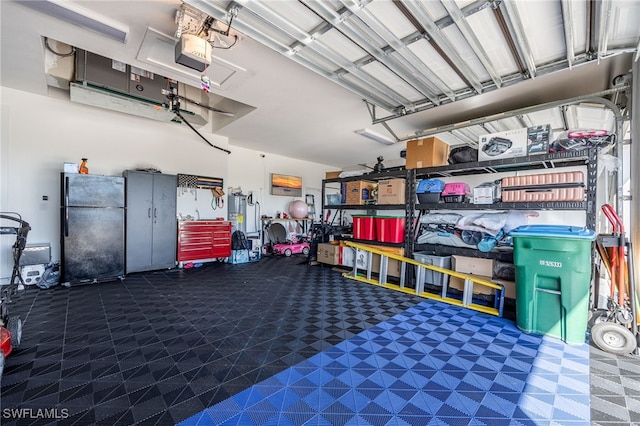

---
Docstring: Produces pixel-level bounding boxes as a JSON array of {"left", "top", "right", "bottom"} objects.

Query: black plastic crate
[
  {"left": 417, "top": 192, "right": 440, "bottom": 203},
  {"left": 443, "top": 195, "right": 466, "bottom": 203}
]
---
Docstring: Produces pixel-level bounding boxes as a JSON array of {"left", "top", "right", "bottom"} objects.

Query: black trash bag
[
  {"left": 37, "top": 262, "right": 60, "bottom": 289},
  {"left": 448, "top": 145, "right": 478, "bottom": 164}
]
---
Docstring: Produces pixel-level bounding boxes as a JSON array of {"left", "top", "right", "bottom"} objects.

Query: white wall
[
  {"left": 227, "top": 145, "right": 327, "bottom": 234},
  {"left": 0, "top": 87, "right": 332, "bottom": 282}
]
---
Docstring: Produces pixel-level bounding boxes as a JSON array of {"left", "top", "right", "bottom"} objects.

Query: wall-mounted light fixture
[
  {"left": 354, "top": 128, "right": 396, "bottom": 145},
  {"left": 26, "top": 0, "right": 128, "bottom": 43}
]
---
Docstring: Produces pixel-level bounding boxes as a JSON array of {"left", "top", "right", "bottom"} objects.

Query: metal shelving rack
[
  {"left": 320, "top": 148, "right": 598, "bottom": 265},
  {"left": 411, "top": 149, "right": 597, "bottom": 177},
  {"left": 412, "top": 148, "right": 598, "bottom": 261},
  {"left": 321, "top": 168, "right": 416, "bottom": 264},
  {"left": 321, "top": 167, "right": 409, "bottom": 227}
]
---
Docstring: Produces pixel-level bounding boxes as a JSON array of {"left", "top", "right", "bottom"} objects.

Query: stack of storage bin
[
  {"left": 352, "top": 215, "right": 376, "bottom": 240},
  {"left": 375, "top": 216, "right": 405, "bottom": 243}
]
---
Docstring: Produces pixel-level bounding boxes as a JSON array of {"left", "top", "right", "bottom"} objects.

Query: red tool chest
[{"left": 177, "top": 220, "right": 232, "bottom": 263}]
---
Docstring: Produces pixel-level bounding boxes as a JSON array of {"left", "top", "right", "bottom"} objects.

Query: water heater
[{"left": 228, "top": 194, "right": 247, "bottom": 234}]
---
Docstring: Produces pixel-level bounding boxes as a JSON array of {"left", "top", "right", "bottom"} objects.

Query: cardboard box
[
  {"left": 494, "top": 279, "right": 516, "bottom": 299},
  {"left": 478, "top": 127, "right": 528, "bottom": 161},
  {"left": 344, "top": 244, "right": 404, "bottom": 277},
  {"left": 448, "top": 256, "right": 514, "bottom": 297},
  {"left": 317, "top": 243, "right": 340, "bottom": 265},
  {"left": 344, "top": 180, "right": 374, "bottom": 205},
  {"left": 377, "top": 179, "right": 405, "bottom": 204},
  {"left": 340, "top": 245, "right": 355, "bottom": 267},
  {"left": 448, "top": 275, "right": 493, "bottom": 295},
  {"left": 448, "top": 276, "right": 515, "bottom": 298},
  {"left": 325, "top": 171, "right": 341, "bottom": 179},
  {"left": 63, "top": 162, "right": 79, "bottom": 173},
  {"left": 370, "top": 255, "right": 403, "bottom": 278},
  {"left": 527, "top": 124, "right": 551, "bottom": 155},
  {"left": 405, "top": 137, "right": 450, "bottom": 169},
  {"left": 360, "top": 244, "right": 404, "bottom": 278},
  {"left": 473, "top": 186, "right": 494, "bottom": 204},
  {"left": 452, "top": 255, "right": 494, "bottom": 277}
]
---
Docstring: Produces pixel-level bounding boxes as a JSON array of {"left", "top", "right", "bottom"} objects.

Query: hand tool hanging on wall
[{"left": 210, "top": 187, "right": 224, "bottom": 210}]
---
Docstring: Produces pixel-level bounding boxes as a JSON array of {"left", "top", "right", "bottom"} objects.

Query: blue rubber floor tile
[
  {"left": 6, "top": 256, "right": 632, "bottom": 426},
  {"left": 29, "top": 270, "right": 596, "bottom": 426}
]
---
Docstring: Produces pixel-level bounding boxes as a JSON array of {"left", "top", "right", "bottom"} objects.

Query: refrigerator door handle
[
  {"left": 148, "top": 208, "right": 152, "bottom": 218},
  {"left": 153, "top": 208, "right": 157, "bottom": 223},
  {"left": 64, "top": 176, "right": 70, "bottom": 237}
]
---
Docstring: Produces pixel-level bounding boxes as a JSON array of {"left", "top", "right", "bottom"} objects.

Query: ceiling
[{"left": 1, "top": 0, "right": 638, "bottom": 168}]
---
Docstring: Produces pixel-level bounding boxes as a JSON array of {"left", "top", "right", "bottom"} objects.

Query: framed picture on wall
[{"left": 271, "top": 173, "right": 302, "bottom": 197}]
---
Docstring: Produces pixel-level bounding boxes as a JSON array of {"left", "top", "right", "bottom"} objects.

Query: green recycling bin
[{"left": 510, "top": 225, "right": 596, "bottom": 344}]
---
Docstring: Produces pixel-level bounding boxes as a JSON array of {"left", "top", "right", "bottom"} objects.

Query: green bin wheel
[{"left": 590, "top": 322, "right": 637, "bottom": 355}]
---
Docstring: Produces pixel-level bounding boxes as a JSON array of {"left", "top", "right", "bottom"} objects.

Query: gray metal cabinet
[{"left": 124, "top": 171, "right": 177, "bottom": 273}]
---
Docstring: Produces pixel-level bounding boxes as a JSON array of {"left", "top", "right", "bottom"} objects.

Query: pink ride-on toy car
[{"left": 272, "top": 241, "right": 310, "bottom": 257}]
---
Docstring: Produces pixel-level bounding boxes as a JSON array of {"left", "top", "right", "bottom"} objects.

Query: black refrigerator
[{"left": 60, "top": 173, "right": 125, "bottom": 286}]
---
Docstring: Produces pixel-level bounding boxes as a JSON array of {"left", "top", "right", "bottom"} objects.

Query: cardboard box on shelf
[
  {"left": 478, "top": 127, "right": 528, "bottom": 161},
  {"left": 494, "top": 279, "right": 516, "bottom": 299},
  {"left": 325, "top": 171, "right": 341, "bottom": 179},
  {"left": 344, "top": 180, "right": 374, "bottom": 205},
  {"left": 377, "top": 179, "right": 405, "bottom": 204},
  {"left": 448, "top": 276, "right": 516, "bottom": 298},
  {"left": 448, "top": 256, "right": 515, "bottom": 298},
  {"left": 368, "top": 244, "right": 404, "bottom": 278},
  {"left": 317, "top": 243, "right": 340, "bottom": 265},
  {"left": 452, "top": 255, "right": 494, "bottom": 277},
  {"left": 340, "top": 244, "right": 355, "bottom": 267},
  {"left": 405, "top": 137, "right": 450, "bottom": 169},
  {"left": 473, "top": 186, "right": 495, "bottom": 204},
  {"left": 344, "top": 244, "right": 404, "bottom": 277},
  {"left": 448, "top": 275, "right": 494, "bottom": 295}
]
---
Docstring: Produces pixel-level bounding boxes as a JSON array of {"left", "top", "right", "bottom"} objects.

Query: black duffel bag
[{"left": 448, "top": 145, "right": 478, "bottom": 164}]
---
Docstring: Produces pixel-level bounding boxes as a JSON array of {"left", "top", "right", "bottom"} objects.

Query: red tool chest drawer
[{"left": 177, "top": 221, "right": 232, "bottom": 262}]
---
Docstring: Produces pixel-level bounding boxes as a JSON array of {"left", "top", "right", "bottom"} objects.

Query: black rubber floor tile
[{"left": 1, "top": 257, "right": 638, "bottom": 425}]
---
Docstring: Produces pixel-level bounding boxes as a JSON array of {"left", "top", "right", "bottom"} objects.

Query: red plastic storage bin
[
  {"left": 353, "top": 215, "right": 376, "bottom": 240},
  {"left": 375, "top": 216, "right": 405, "bottom": 243}
]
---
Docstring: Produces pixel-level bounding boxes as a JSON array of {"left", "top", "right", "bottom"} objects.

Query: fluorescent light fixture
[
  {"left": 26, "top": 0, "right": 128, "bottom": 43},
  {"left": 355, "top": 128, "right": 396, "bottom": 145}
]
